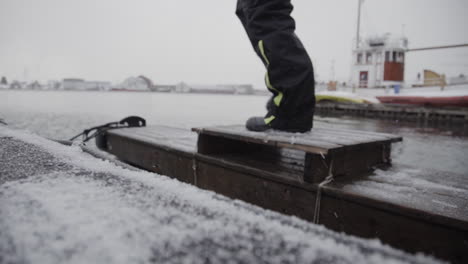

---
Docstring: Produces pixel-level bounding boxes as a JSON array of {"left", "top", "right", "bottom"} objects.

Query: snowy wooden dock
[
  {"left": 193, "top": 125, "right": 401, "bottom": 183},
  {"left": 100, "top": 125, "right": 468, "bottom": 264},
  {"left": 4, "top": 126, "right": 440, "bottom": 264}
]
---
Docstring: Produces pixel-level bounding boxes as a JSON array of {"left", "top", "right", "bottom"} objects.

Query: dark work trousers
[{"left": 236, "top": 0, "right": 315, "bottom": 129}]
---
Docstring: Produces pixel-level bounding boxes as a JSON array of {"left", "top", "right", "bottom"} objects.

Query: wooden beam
[{"left": 100, "top": 125, "right": 468, "bottom": 263}]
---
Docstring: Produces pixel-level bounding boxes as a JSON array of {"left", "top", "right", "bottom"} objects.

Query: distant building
[
  {"left": 9, "top": 81, "right": 26, "bottom": 90},
  {"left": 154, "top": 85, "right": 176, "bottom": 92},
  {"left": 62, "top": 78, "right": 111, "bottom": 91},
  {"left": 191, "top": 84, "right": 235, "bottom": 94},
  {"left": 0, "top": 77, "right": 8, "bottom": 90},
  {"left": 175, "top": 82, "right": 192, "bottom": 93},
  {"left": 84, "top": 81, "right": 111, "bottom": 91},
  {"left": 174, "top": 83, "right": 254, "bottom": 94},
  {"left": 26, "top": 81, "right": 42, "bottom": 90},
  {"left": 115, "top": 76, "right": 152, "bottom": 91},
  {"left": 423, "top": 70, "right": 446, "bottom": 87},
  {"left": 138, "top": 75, "right": 155, "bottom": 90},
  {"left": 46, "top": 80, "right": 62, "bottom": 90},
  {"left": 62, "top": 78, "right": 86, "bottom": 90},
  {"left": 231, "top": 84, "right": 254, "bottom": 94},
  {"left": 449, "top": 74, "right": 468, "bottom": 86},
  {"left": 351, "top": 34, "right": 408, "bottom": 88}
]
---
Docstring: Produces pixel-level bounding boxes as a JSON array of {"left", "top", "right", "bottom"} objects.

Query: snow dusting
[{"left": 0, "top": 126, "right": 443, "bottom": 263}]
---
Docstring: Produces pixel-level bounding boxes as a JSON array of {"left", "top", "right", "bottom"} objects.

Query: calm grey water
[{"left": 1, "top": 90, "right": 467, "bottom": 175}]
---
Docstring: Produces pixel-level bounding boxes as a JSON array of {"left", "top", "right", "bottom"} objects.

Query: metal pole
[
  {"left": 407, "top": 44, "right": 468, "bottom": 52},
  {"left": 356, "top": 0, "right": 362, "bottom": 49}
]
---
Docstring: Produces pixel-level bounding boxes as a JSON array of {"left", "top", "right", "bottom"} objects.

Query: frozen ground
[{"left": 0, "top": 126, "right": 443, "bottom": 264}]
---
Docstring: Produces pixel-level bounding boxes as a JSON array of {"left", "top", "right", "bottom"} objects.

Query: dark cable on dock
[{"left": 68, "top": 116, "right": 146, "bottom": 143}]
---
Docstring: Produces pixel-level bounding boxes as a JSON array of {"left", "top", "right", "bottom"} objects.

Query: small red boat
[{"left": 376, "top": 95, "right": 468, "bottom": 107}]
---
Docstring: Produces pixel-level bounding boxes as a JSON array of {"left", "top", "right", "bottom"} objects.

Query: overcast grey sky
[{"left": 1, "top": 0, "right": 467, "bottom": 88}]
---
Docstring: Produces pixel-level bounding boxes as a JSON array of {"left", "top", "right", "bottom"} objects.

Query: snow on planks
[
  {"left": 194, "top": 125, "right": 402, "bottom": 154},
  {"left": 193, "top": 125, "right": 402, "bottom": 183},
  {"left": 100, "top": 125, "right": 467, "bottom": 263},
  {"left": 3, "top": 128, "right": 440, "bottom": 264}
]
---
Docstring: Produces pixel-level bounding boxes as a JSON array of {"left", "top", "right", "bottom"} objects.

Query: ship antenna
[{"left": 356, "top": 0, "right": 364, "bottom": 49}]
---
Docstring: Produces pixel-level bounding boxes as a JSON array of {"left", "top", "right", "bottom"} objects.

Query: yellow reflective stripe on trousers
[
  {"left": 258, "top": 40, "right": 270, "bottom": 65},
  {"left": 265, "top": 74, "right": 284, "bottom": 106},
  {"left": 258, "top": 40, "right": 283, "bottom": 107},
  {"left": 264, "top": 115, "right": 275, "bottom": 125}
]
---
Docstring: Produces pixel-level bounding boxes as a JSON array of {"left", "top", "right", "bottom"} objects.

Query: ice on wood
[
  {"left": 0, "top": 126, "right": 441, "bottom": 264},
  {"left": 336, "top": 166, "right": 468, "bottom": 221}
]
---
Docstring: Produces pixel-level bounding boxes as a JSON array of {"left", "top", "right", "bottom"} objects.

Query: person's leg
[{"left": 236, "top": 0, "right": 315, "bottom": 132}]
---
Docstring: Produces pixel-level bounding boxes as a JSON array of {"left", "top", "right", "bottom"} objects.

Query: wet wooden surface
[
  {"left": 194, "top": 125, "right": 399, "bottom": 183},
  {"left": 103, "top": 125, "right": 468, "bottom": 263},
  {"left": 326, "top": 166, "right": 468, "bottom": 230},
  {"left": 108, "top": 125, "right": 197, "bottom": 153},
  {"left": 105, "top": 126, "right": 467, "bottom": 224},
  {"left": 193, "top": 125, "right": 402, "bottom": 155}
]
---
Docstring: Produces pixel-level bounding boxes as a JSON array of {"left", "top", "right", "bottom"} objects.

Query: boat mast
[{"left": 356, "top": 0, "right": 363, "bottom": 49}]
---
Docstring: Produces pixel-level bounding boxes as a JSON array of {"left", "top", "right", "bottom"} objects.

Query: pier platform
[
  {"left": 100, "top": 125, "right": 468, "bottom": 264},
  {"left": 0, "top": 126, "right": 444, "bottom": 264}
]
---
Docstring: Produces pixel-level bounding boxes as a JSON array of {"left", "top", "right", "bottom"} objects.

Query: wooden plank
[
  {"left": 195, "top": 157, "right": 468, "bottom": 264},
  {"left": 108, "top": 125, "right": 197, "bottom": 153},
  {"left": 194, "top": 125, "right": 401, "bottom": 149},
  {"left": 102, "top": 126, "right": 466, "bottom": 226},
  {"left": 98, "top": 125, "right": 467, "bottom": 263},
  {"left": 194, "top": 126, "right": 352, "bottom": 154},
  {"left": 212, "top": 153, "right": 304, "bottom": 182},
  {"left": 195, "top": 157, "right": 318, "bottom": 218},
  {"left": 304, "top": 143, "right": 391, "bottom": 183},
  {"left": 194, "top": 125, "right": 398, "bottom": 183},
  {"left": 314, "top": 127, "right": 402, "bottom": 142},
  {"left": 304, "top": 129, "right": 398, "bottom": 147},
  {"left": 195, "top": 149, "right": 468, "bottom": 231},
  {"left": 221, "top": 147, "right": 306, "bottom": 174},
  {"left": 328, "top": 167, "right": 468, "bottom": 229},
  {"left": 196, "top": 134, "right": 306, "bottom": 182},
  {"left": 105, "top": 126, "right": 196, "bottom": 184},
  {"left": 194, "top": 125, "right": 343, "bottom": 154},
  {"left": 318, "top": 191, "right": 468, "bottom": 264}
]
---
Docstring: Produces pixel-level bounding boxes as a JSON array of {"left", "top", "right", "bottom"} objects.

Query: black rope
[
  {"left": 0, "top": 118, "right": 7, "bottom": 125},
  {"left": 69, "top": 116, "right": 146, "bottom": 143},
  {"left": 69, "top": 121, "right": 118, "bottom": 142}
]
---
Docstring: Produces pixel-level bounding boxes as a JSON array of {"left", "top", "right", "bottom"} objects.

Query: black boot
[
  {"left": 237, "top": 0, "right": 315, "bottom": 133},
  {"left": 245, "top": 117, "right": 270, "bottom": 132},
  {"left": 245, "top": 114, "right": 312, "bottom": 133}
]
